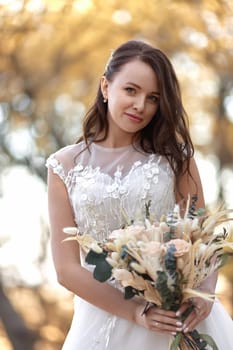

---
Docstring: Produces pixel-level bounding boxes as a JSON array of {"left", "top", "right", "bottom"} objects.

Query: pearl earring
[{"left": 103, "top": 97, "right": 108, "bottom": 103}]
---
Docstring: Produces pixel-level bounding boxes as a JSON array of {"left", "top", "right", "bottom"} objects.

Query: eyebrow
[{"left": 126, "top": 82, "right": 160, "bottom": 95}]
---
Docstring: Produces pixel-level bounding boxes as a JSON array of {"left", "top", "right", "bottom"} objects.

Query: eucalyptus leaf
[
  {"left": 93, "top": 260, "right": 113, "bottom": 282},
  {"left": 199, "top": 334, "right": 219, "bottom": 350},
  {"left": 156, "top": 271, "right": 178, "bottom": 310},
  {"left": 124, "top": 286, "right": 138, "bottom": 299},
  {"left": 85, "top": 249, "right": 112, "bottom": 282},
  {"left": 170, "top": 333, "right": 182, "bottom": 350},
  {"left": 85, "top": 249, "right": 107, "bottom": 265}
]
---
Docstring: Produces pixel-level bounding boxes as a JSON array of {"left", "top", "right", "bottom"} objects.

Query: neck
[
  {"left": 97, "top": 139, "right": 132, "bottom": 148},
  {"left": 95, "top": 131, "right": 135, "bottom": 148}
]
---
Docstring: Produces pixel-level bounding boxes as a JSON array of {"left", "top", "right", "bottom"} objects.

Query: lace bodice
[{"left": 46, "top": 141, "right": 175, "bottom": 240}]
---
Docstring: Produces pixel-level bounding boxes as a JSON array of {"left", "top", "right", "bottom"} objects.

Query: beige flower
[
  {"left": 109, "top": 228, "right": 126, "bottom": 239},
  {"left": 113, "top": 269, "right": 133, "bottom": 281},
  {"left": 113, "top": 270, "right": 147, "bottom": 290},
  {"left": 159, "top": 221, "right": 170, "bottom": 233},
  {"left": 145, "top": 227, "right": 161, "bottom": 241},
  {"left": 130, "top": 262, "right": 146, "bottom": 274},
  {"left": 166, "top": 239, "right": 190, "bottom": 257},
  {"left": 110, "top": 225, "right": 144, "bottom": 239},
  {"left": 140, "top": 242, "right": 162, "bottom": 256},
  {"left": 143, "top": 282, "right": 162, "bottom": 306},
  {"left": 176, "top": 256, "right": 185, "bottom": 270}
]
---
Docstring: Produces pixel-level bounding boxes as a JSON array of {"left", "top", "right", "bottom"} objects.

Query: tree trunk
[{"left": 0, "top": 282, "right": 37, "bottom": 350}]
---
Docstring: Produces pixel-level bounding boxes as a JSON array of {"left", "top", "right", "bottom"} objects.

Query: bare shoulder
[
  {"left": 53, "top": 141, "right": 85, "bottom": 164},
  {"left": 46, "top": 141, "right": 86, "bottom": 177}
]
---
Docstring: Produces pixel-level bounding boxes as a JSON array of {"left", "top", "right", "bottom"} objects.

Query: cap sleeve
[{"left": 46, "top": 153, "right": 66, "bottom": 182}]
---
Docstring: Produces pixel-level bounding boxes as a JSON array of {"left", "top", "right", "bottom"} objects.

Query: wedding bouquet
[{"left": 63, "top": 196, "right": 233, "bottom": 350}]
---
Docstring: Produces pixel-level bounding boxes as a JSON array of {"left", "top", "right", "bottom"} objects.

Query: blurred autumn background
[{"left": 0, "top": 0, "right": 233, "bottom": 349}]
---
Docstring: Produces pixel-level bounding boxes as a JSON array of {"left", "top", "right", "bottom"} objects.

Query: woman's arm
[
  {"left": 47, "top": 168, "right": 182, "bottom": 334},
  {"left": 48, "top": 168, "right": 137, "bottom": 320},
  {"left": 175, "top": 156, "right": 205, "bottom": 210}
]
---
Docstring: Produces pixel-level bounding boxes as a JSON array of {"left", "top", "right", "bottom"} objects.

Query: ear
[{"left": 100, "top": 76, "right": 108, "bottom": 100}]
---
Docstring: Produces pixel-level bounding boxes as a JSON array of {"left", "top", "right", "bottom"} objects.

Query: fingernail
[
  {"left": 183, "top": 327, "right": 189, "bottom": 333},
  {"left": 171, "top": 332, "right": 177, "bottom": 335},
  {"left": 176, "top": 321, "right": 182, "bottom": 326},
  {"left": 176, "top": 327, "right": 183, "bottom": 332},
  {"left": 176, "top": 311, "right": 180, "bottom": 316}
]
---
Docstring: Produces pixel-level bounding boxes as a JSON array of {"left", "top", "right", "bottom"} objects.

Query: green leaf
[
  {"left": 199, "top": 333, "right": 219, "bottom": 350},
  {"left": 124, "top": 286, "right": 138, "bottom": 299},
  {"left": 156, "top": 271, "right": 180, "bottom": 310},
  {"left": 197, "top": 207, "right": 205, "bottom": 216},
  {"left": 85, "top": 249, "right": 107, "bottom": 265},
  {"left": 93, "top": 260, "right": 112, "bottom": 282},
  {"left": 170, "top": 333, "right": 182, "bottom": 350},
  {"left": 165, "top": 244, "right": 177, "bottom": 273},
  {"left": 85, "top": 249, "right": 113, "bottom": 282},
  {"left": 85, "top": 250, "right": 106, "bottom": 265}
]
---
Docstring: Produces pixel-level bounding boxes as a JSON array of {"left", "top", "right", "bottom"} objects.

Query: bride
[{"left": 46, "top": 40, "right": 233, "bottom": 349}]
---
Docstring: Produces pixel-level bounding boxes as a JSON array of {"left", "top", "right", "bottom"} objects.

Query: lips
[{"left": 124, "top": 112, "right": 143, "bottom": 123}]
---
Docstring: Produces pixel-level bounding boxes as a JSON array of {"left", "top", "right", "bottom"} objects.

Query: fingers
[
  {"left": 137, "top": 298, "right": 213, "bottom": 335},
  {"left": 176, "top": 302, "right": 188, "bottom": 316},
  {"left": 182, "top": 307, "right": 203, "bottom": 333},
  {"left": 152, "top": 307, "right": 178, "bottom": 319},
  {"left": 144, "top": 306, "right": 183, "bottom": 334},
  {"left": 150, "top": 318, "right": 183, "bottom": 334},
  {"left": 179, "top": 298, "right": 213, "bottom": 333}
]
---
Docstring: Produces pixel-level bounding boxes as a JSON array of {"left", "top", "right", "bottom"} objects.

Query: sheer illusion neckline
[{"left": 91, "top": 142, "right": 133, "bottom": 153}]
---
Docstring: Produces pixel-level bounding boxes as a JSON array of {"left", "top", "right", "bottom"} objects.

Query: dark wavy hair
[{"left": 78, "top": 40, "right": 195, "bottom": 194}]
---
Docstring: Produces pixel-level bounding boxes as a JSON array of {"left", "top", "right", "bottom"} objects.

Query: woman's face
[{"left": 101, "top": 59, "right": 160, "bottom": 142}]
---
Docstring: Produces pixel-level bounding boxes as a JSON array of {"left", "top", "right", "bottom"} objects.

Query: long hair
[{"left": 78, "top": 40, "right": 195, "bottom": 195}]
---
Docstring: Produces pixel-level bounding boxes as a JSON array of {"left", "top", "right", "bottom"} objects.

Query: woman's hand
[
  {"left": 178, "top": 272, "right": 217, "bottom": 333},
  {"left": 135, "top": 304, "right": 183, "bottom": 335},
  {"left": 176, "top": 297, "right": 213, "bottom": 333}
]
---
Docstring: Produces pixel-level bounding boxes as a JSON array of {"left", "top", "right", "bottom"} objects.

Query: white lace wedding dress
[{"left": 46, "top": 141, "right": 233, "bottom": 350}]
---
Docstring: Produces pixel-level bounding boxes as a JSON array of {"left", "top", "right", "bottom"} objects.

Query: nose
[{"left": 133, "top": 95, "right": 145, "bottom": 113}]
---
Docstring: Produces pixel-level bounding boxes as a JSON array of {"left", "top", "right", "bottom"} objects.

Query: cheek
[
  {"left": 108, "top": 92, "right": 130, "bottom": 111},
  {"left": 146, "top": 105, "right": 158, "bottom": 121},
  {"left": 107, "top": 99, "right": 117, "bottom": 115}
]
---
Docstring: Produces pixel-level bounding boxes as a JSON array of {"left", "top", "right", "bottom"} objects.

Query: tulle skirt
[{"left": 61, "top": 295, "right": 233, "bottom": 350}]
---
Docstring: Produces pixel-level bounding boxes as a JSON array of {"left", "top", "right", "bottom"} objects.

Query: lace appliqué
[
  {"left": 46, "top": 154, "right": 66, "bottom": 181},
  {"left": 46, "top": 153, "right": 175, "bottom": 241}
]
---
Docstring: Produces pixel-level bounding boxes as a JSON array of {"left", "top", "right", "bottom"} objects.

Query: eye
[
  {"left": 148, "top": 95, "right": 159, "bottom": 103},
  {"left": 125, "top": 87, "right": 136, "bottom": 94}
]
